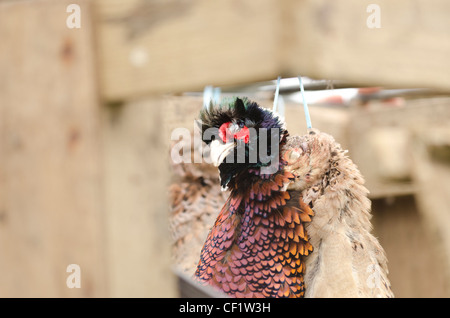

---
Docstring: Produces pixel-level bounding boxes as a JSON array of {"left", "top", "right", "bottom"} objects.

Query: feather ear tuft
[{"left": 234, "top": 98, "right": 246, "bottom": 117}]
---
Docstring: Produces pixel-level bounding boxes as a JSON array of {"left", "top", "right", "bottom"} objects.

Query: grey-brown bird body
[{"left": 283, "top": 129, "right": 393, "bottom": 297}]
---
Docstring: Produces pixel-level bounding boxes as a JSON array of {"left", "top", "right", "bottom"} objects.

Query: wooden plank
[
  {"left": 94, "top": 0, "right": 450, "bottom": 101},
  {"left": 176, "top": 269, "right": 227, "bottom": 298},
  {"left": 288, "top": 0, "right": 450, "bottom": 91},
  {"left": 102, "top": 98, "right": 176, "bottom": 297},
  {"left": 0, "top": 0, "right": 106, "bottom": 297},
  {"left": 94, "top": 0, "right": 283, "bottom": 100},
  {"left": 348, "top": 97, "right": 450, "bottom": 198},
  {"left": 372, "top": 196, "right": 450, "bottom": 297},
  {"left": 411, "top": 126, "right": 450, "bottom": 286}
]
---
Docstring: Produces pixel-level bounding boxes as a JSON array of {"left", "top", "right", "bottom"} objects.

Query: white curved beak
[{"left": 210, "top": 139, "right": 235, "bottom": 166}]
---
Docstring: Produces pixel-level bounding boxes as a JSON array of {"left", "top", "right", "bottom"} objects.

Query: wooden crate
[{"left": 1, "top": 0, "right": 450, "bottom": 297}]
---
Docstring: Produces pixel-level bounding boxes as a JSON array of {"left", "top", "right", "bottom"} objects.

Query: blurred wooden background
[{"left": 0, "top": 0, "right": 449, "bottom": 297}]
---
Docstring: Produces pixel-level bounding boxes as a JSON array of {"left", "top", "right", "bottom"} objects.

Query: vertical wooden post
[
  {"left": 0, "top": 0, "right": 106, "bottom": 297},
  {"left": 102, "top": 98, "right": 176, "bottom": 297},
  {"left": 412, "top": 127, "right": 450, "bottom": 292},
  {"left": 0, "top": 0, "right": 176, "bottom": 297}
]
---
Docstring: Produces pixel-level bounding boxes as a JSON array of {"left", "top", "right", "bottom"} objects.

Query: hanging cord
[
  {"left": 203, "top": 85, "right": 221, "bottom": 109},
  {"left": 277, "top": 95, "right": 285, "bottom": 118},
  {"left": 298, "top": 76, "right": 312, "bottom": 130},
  {"left": 272, "top": 76, "right": 282, "bottom": 113},
  {"left": 213, "top": 87, "right": 221, "bottom": 104},
  {"left": 203, "top": 85, "right": 213, "bottom": 109}
]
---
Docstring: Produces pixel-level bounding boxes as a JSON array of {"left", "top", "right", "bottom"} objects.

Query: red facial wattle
[
  {"left": 219, "top": 122, "right": 249, "bottom": 144},
  {"left": 218, "top": 122, "right": 231, "bottom": 142},
  {"left": 234, "top": 126, "right": 250, "bottom": 143}
]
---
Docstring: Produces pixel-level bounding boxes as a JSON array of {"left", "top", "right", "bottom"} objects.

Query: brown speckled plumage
[
  {"left": 284, "top": 129, "right": 394, "bottom": 297},
  {"left": 169, "top": 136, "right": 227, "bottom": 275}
]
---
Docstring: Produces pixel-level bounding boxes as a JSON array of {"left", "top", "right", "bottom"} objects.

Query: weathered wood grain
[
  {"left": 94, "top": 0, "right": 282, "bottom": 100},
  {"left": 102, "top": 97, "right": 176, "bottom": 297},
  {"left": 95, "top": 0, "right": 450, "bottom": 100},
  {"left": 288, "top": 0, "right": 450, "bottom": 91},
  {"left": 0, "top": 0, "right": 106, "bottom": 297},
  {"left": 411, "top": 126, "right": 450, "bottom": 288},
  {"left": 348, "top": 97, "right": 450, "bottom": 198}
]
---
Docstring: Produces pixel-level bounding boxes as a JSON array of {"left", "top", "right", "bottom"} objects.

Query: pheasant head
[
  {"left": 282, "top": 129, "right": 338, "bottom": 191},
  {"left": 199, "top": 97, "right": 287, "bottom": 190}
]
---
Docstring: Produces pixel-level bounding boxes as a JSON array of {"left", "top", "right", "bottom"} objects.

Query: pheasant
[
  {"left": 283, "top": 131, "right": 393, "bottom": 297},
  {"left": 194, "top": 97, "right": 393, "bottom": 298},
  {"left": 194, "top": 97, "right": 314, "bottom": 297},
  {"left": 169, "top": 134, "right": 227, "bottom": 274}
]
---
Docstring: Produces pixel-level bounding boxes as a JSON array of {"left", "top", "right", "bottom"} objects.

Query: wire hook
[
  {"left": 272, "top": 76, "right": 282, "bottom": 114},
  {"left": 298, "top": 76, "right": 312, "bottom": 130},
  {"left": 203, "top": 85, "right": 221, "bottom": 109}
]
